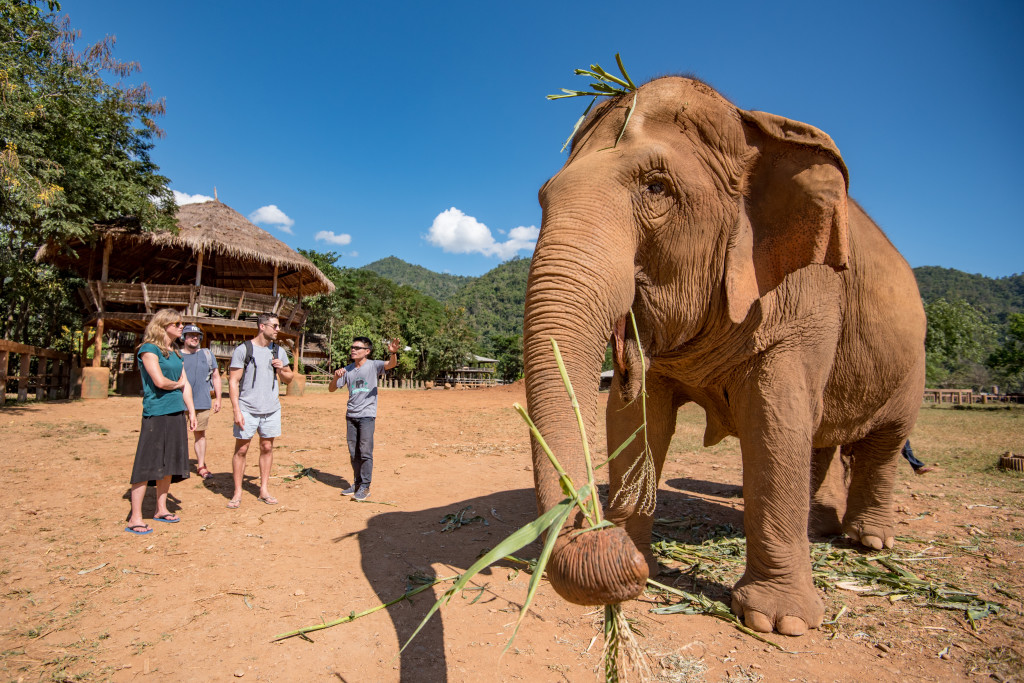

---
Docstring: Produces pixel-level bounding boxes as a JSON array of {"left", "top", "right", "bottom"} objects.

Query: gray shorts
[{"left": 233, "top": 408, "right": 281, "bottom": 440}]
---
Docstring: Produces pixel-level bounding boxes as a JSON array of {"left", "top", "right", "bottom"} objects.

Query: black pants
[
  {"left": 346, "top": 416, "right": 376, "bottom": 487},
  {"left": 901, "top": 440, "right": 925, "bottom": 470}
]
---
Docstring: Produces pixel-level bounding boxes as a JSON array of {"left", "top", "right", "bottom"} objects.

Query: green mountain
[
  {"left": 361, "top": 256, "right": 472, "bottom": 302},
  {"left": 914, "top": 267, "right": 1024, "bottom": 320},
  {"left": 359, "top": 258, "right": 1024, "bottom": 351},
  {"left": 361, "top": 255, "right": 532, "bottom": 353},
  {"left": 449, "top": 256, "right": 532, "bottom": 346}
]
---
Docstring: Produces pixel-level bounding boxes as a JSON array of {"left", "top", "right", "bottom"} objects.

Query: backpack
[
  {"left": 200, "top": 348, "right": 217, "bottom": 395},
  {"left": 240, "top": 340, "right": 280, "bottom": 388}
]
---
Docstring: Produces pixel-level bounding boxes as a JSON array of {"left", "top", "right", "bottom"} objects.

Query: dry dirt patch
[{"left": 1, "top": 387, "right": 1022, "bottom": 682}]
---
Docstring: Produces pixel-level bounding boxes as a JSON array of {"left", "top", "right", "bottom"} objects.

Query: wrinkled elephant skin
[{"left": 523, "top": 77, "right": 926, "bottom": 636}]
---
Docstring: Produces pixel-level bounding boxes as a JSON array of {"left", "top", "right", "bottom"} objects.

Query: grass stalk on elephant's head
[{"left": 548, "top": 53, "right": 639, "bottom": 152}]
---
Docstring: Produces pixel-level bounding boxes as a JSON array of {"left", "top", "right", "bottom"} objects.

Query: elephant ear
[{"left": 724, "top": 110, "right": 851, "bottom": 324}]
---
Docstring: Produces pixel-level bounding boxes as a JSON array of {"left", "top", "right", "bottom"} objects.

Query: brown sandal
[{"left": 196, "top": 465, "right": 212, "bottom": 480}]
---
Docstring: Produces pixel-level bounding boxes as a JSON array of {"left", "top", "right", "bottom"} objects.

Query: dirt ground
[{"left": 1, "top": 384, "right": 1022, "bottom": 682}]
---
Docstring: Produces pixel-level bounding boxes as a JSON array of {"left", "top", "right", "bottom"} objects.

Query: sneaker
[
  {"left": 353, "top": 486, "right": 370, "bottom": 501},
  {"left": 341, "top": 484, "right": 358, "bottom": 496}
]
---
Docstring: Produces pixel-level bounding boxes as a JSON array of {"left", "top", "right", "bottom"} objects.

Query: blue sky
[{"left": 67, "top": 0, "right": 1023, "bottom": 278}]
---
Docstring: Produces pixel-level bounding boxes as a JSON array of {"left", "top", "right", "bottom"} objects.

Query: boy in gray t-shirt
[{"left": 329, "top": 336, "right": 400, "bottom": 500}]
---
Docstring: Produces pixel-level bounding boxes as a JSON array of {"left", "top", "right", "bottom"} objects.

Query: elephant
[{"left": 523, "top": 76, "right": 926, "bottom": 636}]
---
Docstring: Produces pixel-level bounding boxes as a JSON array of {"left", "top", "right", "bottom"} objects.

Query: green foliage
[
  {"left": 0, "top": 0, "right": 175, "bottom": 241},
  {"left": 924, "top": 298, "right": 995, "bottom": 388},
  {"left": 361, "top": 256, "right": 470, "bottom": 302},
  {"left": 300, "top": 249, "right": 479, "bottom": 380},
  {"left": 491, "top": 333, "right": 523, "bottom": 382},
  {"left": 915, "top": 267, "right": 1024, "bottom": 321},
  {"left": 423, "top": 305, "right": 477, "bottom": 380},
  {"left": 1, "top": 0, "right": 174, "bottom": 345},
  {"left": 988, "top": 313, "right": 1024, "bottom": 391},
  {"left": 449, "top": 256, "right": 530, "bottom": 351},
  {"left": 914, "top": 268, "right": 1024, "bottom": 391}
]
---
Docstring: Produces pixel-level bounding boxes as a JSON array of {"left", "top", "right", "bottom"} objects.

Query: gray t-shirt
[
  {"left": 230, "top": 342, "right": 289, "bottom": 414},
  {"left": 181, "top": 349, "right": 216, "bottom": 411},
  {"left": 337, "top": 359, "right": 388, "bottom": 418}
]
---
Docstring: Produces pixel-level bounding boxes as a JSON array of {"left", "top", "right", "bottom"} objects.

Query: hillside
[
  {"left": 361, "top": 256, "right": 472, "bottom": 302},
  {"left": 448, "top": 256, "right": 531, "bottom": 345},
  {"left": 357, "top": 258, "right": 1024, "bottom": 348},
  {"left": 914, "top": 267, "right": 1024, "bottom": 320}
]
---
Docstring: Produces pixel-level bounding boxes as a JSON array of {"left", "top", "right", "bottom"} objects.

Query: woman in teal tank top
[{"left": 125, "top": 309, "right": 197, "bottom": 535}]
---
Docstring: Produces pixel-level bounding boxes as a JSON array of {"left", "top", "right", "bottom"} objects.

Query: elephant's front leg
[
  {"left": 729, "top": 379, "right": 823, "bottom": 636},
  {"left": 605, "top": 373, "right": 679, "bottom": 578}
]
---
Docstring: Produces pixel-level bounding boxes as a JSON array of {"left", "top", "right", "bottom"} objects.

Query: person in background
[
  {"left": 328, "top": 336, "right": 400, "bottom": 501},
  {"left": 126, "top": 308, "right": 197, "bottom": 534},
  {"left": 180, "top": 323, "right": 221, "bottom": 480},
  {"left": 227, "top": 313, "right": 293, "bottom": 508}
]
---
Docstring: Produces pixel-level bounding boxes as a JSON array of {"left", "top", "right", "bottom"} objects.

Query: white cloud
[
  {"left": 173, "top": 190, "right": 214, "bottom": 205},
  {"left": 426, "top": 207, "right": 537, "bottom": 259},
  {"left": 349, "top": 251, "right": 359, "bottom": 258},
  {"left": 248, "top": 204, "right": 294, "bottom": 234},
  {"left": 315, "top": 230, "right": 352, "bottom": 246}
]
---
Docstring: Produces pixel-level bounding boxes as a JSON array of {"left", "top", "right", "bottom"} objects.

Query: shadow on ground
[{"left": 329, "top": 484, "right": 737, "bottom": 681}]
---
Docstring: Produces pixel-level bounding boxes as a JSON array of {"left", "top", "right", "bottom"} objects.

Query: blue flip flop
[
  {"left": 125, "top": 524, "right": 153, "bottom": 535},
  {"left": 153, "top": 514, "right": 180, "bottom": 524}
]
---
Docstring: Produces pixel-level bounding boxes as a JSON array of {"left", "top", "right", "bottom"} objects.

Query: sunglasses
[
  {"left": 262, "top": 323, "right": 281, "bottom": 329},
  {"left": 350, "top": 345, "right": 369, "bottom": 351},
  {"left": 170, "top": 321, "right": 184, "bottom": 327}
]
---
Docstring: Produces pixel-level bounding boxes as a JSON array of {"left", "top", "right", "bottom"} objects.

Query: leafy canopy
[
  {"left": 1, "top": 0, "right": 174, "bottom": 345},
  {"left": 1, "top": 0, "right": 176, "bottom": 241}
]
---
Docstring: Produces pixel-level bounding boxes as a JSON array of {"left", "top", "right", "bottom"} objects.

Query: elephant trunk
[{"left": 523, "top": 197, "right": 648, "bottom": 605}]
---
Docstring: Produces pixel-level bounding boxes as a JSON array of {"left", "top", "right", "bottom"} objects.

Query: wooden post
[
  {"left": 36, "top": 358, "right": 46, "bottom": 400},
  {"left": 0, "top": 349, "right": 8, "bottom": 406},
  {"left": 53, "top": 358, "right": 65, "bottom": 399},
  {"left": 18, "top": 353, "right": 30, "bottom": 402},
  {"left": 272, "top": 265, "right": 279, "bottom": 298},
  {"left": 93, "top": 319, "right": 104, "bottom": 368},
  {"left": 195, "top": 250, "right": 204, "bottom": 287},
  {"left": 101, "top": 235, "right": 112, "bottom": 283},
  {"left": 293, "top": 276, "right": 302, "bottom": 373}
]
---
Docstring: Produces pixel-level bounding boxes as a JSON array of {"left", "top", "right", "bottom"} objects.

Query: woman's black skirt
[{"left": 130, "top": 411, "right": 191, "bottom": 485}]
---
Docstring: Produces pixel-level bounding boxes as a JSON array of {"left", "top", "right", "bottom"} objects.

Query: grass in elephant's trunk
[{"left": 398, "top": 332, "right": 654, "bottom": 681}]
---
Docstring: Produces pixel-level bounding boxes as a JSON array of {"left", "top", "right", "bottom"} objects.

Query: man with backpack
[
  {"left": 227, "top": 313, "right": 293, "bottom": 508},
  {"left": 180, "top": 324, "right": 221, "bottom": 480}
]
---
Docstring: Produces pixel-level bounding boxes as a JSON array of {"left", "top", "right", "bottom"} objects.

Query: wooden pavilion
[{"left": 36, "top": 199, "right": 333, "bottom": 396}]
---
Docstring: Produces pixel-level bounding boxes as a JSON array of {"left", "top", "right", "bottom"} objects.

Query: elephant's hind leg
[
  {"left": 841, "top": 433, "right": 901, "bottom": 550},
  {"left": 809, "top": 445, "right": 849, "bottom": 538}
]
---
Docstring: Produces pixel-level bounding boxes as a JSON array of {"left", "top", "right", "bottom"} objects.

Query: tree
[
  {"left": 491, "top": 333, "right": 523, "bottom": 382},
  {"left": 424, "top": 305, "right": 477, "bottom": 381},
  {"left": 924, "top": 298, "right": 994, "bottom": 388},
  {"left": 1, "top": 0, "right": 174, "bottom": 344},
  {"left": 988, "top": 313, "right": 1024, "bottom": 392}
]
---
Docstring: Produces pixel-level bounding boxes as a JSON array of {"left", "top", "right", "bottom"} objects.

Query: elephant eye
[{"left": 645, "top": 181, "right": 666, "bottom": 195}]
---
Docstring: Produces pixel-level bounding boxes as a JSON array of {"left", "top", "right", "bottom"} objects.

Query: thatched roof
[{"left": 36, "top": 200, "right": 334, "bottom": 296}]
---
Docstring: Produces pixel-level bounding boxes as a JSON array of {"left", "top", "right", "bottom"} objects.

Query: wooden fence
[
  {"left": 1, "top": 340, "right": 73, "bottom": 405},
  {"left": 301, "top": 375, "right": 507, "bottom": 390},
  {"left": 923, "top": 388, "right": 1024, "bottom": 405}
]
